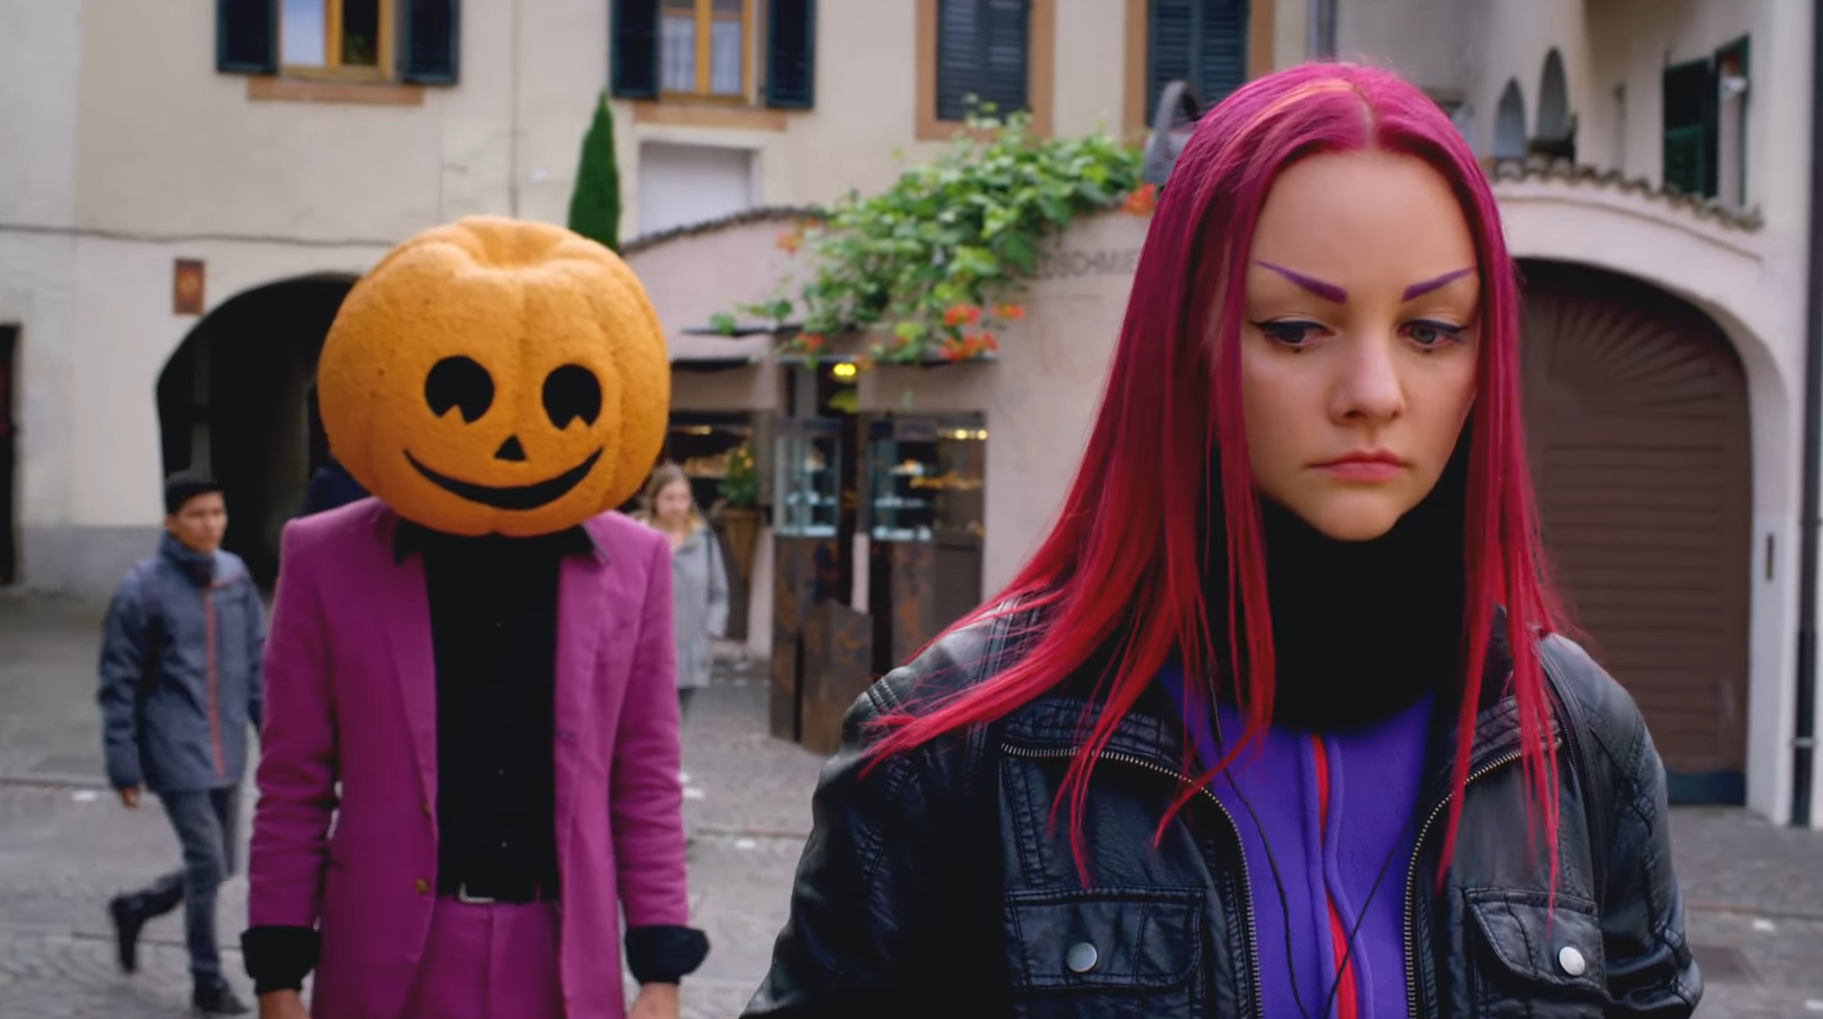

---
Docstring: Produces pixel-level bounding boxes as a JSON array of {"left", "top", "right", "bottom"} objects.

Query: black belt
[{"left": 437, "top": 875, "right": 560, "bottom": 904}]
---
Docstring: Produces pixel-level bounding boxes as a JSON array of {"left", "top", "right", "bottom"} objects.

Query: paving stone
[{"left": 2, "top": 596, "right": 1821, "bottom": 1017}]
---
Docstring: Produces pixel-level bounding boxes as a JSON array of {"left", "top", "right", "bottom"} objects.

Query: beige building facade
[{"left": 0, "top": 0, "right": 1817, "bottom": 824}]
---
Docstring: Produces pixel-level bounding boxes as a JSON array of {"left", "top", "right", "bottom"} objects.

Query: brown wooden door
[
  {"left": 1519, "top": 260, "right": 1752, "bottom": 802},
  {"left": 0, "top": 326, "right": 14, "bottom": 586}
]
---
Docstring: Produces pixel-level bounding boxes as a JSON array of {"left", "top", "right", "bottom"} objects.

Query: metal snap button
[
  {"left": 1066, "top": 942, "right": 1099, "bottom": 974},
  {"left": 1558, "top": 945, "right": 1587, "bottom": 976}
]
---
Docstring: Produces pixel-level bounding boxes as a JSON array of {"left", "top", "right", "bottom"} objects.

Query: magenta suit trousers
[{"left": 399, "top": 898, "right": 565, "bottom": 1019}]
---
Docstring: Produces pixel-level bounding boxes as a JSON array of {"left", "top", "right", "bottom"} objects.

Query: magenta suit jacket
[{"left": 248, "top": 498, "right": 688, "bottom": 1019}]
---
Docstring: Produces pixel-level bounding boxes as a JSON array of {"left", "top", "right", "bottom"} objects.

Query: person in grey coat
[
  {"left": 638, "top": 464, "right": 730, "bottom": 724},
  {"left": 97, "top": 471, "right": 264, "bottom": 1016}
]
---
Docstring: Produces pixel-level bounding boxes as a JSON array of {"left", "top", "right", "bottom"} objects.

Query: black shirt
[{"left": 410, "top": 523, "right": 587, "bottom": 897}]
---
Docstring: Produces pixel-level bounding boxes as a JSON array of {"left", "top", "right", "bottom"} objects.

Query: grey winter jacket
[{"left": 97, "top": 533, "right": 266, "bottom": 793}]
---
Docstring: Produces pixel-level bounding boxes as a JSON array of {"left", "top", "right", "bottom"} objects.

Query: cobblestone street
[{"left": 2, "top": 593, "right": 1822, "bottom": 1017}]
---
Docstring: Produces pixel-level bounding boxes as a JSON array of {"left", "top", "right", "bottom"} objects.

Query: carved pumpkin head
[{"left": 317, "top": 216, "right": 670, "bottom": 537}]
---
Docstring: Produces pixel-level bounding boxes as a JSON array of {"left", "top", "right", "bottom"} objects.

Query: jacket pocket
[
  {"left": 1004, "top": 888, "right": 1203, "bottom": 1019},
  {"left": 1466, "top": 888, "right": 1608, "bottom": 1018}
]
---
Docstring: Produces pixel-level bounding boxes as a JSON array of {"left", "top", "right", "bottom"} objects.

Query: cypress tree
[{"left": 569, "top": 91, "right": 622, "bottom": 252}]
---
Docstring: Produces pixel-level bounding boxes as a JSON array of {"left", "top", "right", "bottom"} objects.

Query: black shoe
[
  {"left": 107, "top": 896, "right": 145, "bottom": 974},
  {"left": 192, "top": 979, "right": 250, "bottom": 1016}
]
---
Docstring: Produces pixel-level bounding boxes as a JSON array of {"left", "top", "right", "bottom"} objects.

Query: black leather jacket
[{"left": 744, "top": 608, "right": 1702, "bottom": 1018}]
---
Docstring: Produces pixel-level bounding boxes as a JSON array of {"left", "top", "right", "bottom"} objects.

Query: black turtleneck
[{"left": 1210, "top": 441, "right": 1470, "bottom": 732}]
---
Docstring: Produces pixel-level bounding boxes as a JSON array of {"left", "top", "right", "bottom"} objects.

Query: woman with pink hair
[{"left": 744, "top": 62, "right": 1700, "bottom": 1019}]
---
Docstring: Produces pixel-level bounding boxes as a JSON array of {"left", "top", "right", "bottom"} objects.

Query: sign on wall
[{"left": 173, "top": 259, "right": 206, "bottom": 316}]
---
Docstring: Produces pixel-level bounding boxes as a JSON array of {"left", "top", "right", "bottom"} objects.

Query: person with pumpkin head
[{"left": 239, "top": 216, "right": 707, "bottom": 1019}]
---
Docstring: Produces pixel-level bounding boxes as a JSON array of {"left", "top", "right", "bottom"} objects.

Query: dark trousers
[{"left": 117, "top": 785, "right": 240, "bottom": 979}]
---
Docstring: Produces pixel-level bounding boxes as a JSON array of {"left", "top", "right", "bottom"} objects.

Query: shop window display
[{"left": 774, "top": 417, "right": 842, "bottom": 538}]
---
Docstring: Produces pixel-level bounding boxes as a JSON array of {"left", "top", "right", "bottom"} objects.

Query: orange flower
[
  {"left": 1122, "top": 182, "right": 1158, "bottom": 216},
  {"left": 979, "top": 331, "right": 999, "bottom": 352},
  {"left": 775, "top": 230, "right": 803, "bottom": 253},
  {"left": 799, "top": 333, "right": 826, "bottom": 352},
  {"left": 943, "top": 303, "right": 983, "bottom": 328},
  {"left": 994, "top": 303, "right": 1025, "bottom": 321}
]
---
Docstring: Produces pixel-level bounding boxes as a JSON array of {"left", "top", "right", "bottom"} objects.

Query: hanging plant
[{"left": 711, "top": 107, "right": 1147, "bottom": 368}]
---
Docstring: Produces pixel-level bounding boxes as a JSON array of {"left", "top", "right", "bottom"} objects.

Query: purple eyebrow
[
  {"left": 1402, "top": 267, "right": 1475, "bottom": 301},
  {"left": 1257, "top": 261, "right": 1346, "bottom": 303}
]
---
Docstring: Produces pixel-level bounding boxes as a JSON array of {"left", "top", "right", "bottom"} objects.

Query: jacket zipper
[
  {"left": 1401, "top": 735, "right": 1563, "bottom": 1018},
  {"left": 204, "top": 586, "right": 225, "bottom": 781},
  {"left": 1002, "top": 743, "right": 1263, "bottom": 1019}
]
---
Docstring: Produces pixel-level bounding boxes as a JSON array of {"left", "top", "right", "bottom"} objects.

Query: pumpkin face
[{"left": 317, "top": 216, "right": 670, "bottom": 537}]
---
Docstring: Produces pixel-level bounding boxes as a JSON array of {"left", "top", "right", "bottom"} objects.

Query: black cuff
[
  {"left": 625, "top": 924, "right": 710, "bottom": 984},
  {"left": 241, "top": 925, "right": 320, "bottom": 995}
]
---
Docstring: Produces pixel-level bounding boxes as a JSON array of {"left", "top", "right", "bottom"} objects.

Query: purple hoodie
[{"left": 1159, "top": 664, "right": 1433, "bottom": 1019}]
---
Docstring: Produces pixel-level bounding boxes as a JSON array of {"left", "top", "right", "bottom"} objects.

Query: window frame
[
  {"left": 915, "top": 0, "right": 1055, "bottom": 141},
  {"left": 1714, "top": 35, "right": 1750, "bottom": 209},
  {"left": 279, "top": 0, "right": 398, "bottom": 81},
  {"left": 1121, "top": 0, "right": 1272, "bottom": 143},
  {"left": 658, "top": 0, "right": 757, "bottom": 103}
]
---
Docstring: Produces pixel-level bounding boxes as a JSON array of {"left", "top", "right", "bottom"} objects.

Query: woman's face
[
  {"left": 655, "top": 479, "right": 694, "bottom": 525},
  {"left": 1239, "top": 149, "right": 1481, "bottom": 541}
]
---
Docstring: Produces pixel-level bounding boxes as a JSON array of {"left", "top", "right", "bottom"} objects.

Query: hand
[
  {"left": 118, "top": 786, "right": 142, "bottom": 809},
  {"left": 258, "top": 989, "right": 310, "bottom": 1019},
  {"left": 628, "top": 983, "right": 680, "bottom": 1019}
]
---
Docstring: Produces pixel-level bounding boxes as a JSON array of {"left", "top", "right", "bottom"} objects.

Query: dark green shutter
[
  {"left": 399, "top": 0, "right": 460, "bottom": 84},
  {"left": 611, "top": 0, "right": 661, "bottom": 99},
  {"left": 766, "top": 0, "right": 816, "bottom": 109},
  {"left": 1662, "top": 58, "right": 1717, "bottom": 198},
  {"left": 216, "top": 0, "right": 277, "bottom": 75},
  {"left": 1196, "top": 0, "right": 1247, "bottom": 109},
  {"left": 979, "top": 0, "right": 1029, "bottom": 115},
  {"left": 935, "top": 0, "right": 1029, "bottom": 122},
  {"left": 1146, "top": 0, "right": 1247, "bottom": 123},
  {"left": 1146, "top": 0, "right": 1194, "bottom": 123}
]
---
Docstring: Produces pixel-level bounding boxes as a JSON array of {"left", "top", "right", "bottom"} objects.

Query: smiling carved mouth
[{"left": 406, "top": 449, "right": 603, "bottom": 511}]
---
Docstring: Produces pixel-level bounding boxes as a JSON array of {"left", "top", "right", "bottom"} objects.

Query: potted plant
[{"left": 717, "top": 441, "right": 763, "bottom": 583}]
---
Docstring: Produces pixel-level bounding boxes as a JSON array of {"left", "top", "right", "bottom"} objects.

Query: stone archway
[
  {"left": 1494, "top": 78, "right": 1528, "bottom": 159},
  {"left": 156, "top": 275, "right": 355, "bottom": 587},
  {"left": 1519, "top": 258, "right": 1753, "bottom": 803},
  {"left": 1537, "top": 48, "right": 1569, "bottom": 141}
]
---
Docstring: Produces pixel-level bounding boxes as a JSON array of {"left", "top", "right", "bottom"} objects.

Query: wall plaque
[{"left": 173, "top": 259, "right": 205, "bottom": 316}]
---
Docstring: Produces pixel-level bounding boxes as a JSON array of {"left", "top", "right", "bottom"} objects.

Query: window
[
  {"left": 935, "top": 0, "right": 1031, "bottom": 122},
  {"left": 613, "top": 0, "right": 815, "bottom": 110},
  {"left": 281, "top": 0, "right": 389, "bottom": 74},
  {"left": 1662, "top": 58, "right": 1718, "bottom": 198},
  {"left": 660, "top": 0, "right": 750, "bottom": 98},
  {"left": 216, "top": 0, "right": 459, "bottom": 84},
  {"left": 916, "top": 0, "right": 1052, "bottom": 138},
  {"left": 1143, "top": 0, "right": 1248, "bottom": 123}
]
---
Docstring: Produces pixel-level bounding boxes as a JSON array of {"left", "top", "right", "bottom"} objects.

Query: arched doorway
[
  {"left": 1537, "top": 48, "right": 1569, "bottom": 141},
  {"left": 157, "top": 276, "right": 355, "bottom": 587},
  {"left": 1519, "top": 259, "right": 1752, "bottom": 803},
  {"left": 1493, "top": 79, "right": 1528, "bottom": 160}
]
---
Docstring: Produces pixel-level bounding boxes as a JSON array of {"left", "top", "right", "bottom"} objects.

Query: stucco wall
[{"left": 1335, "top": 0, "right": 1470, "bottom": 98}]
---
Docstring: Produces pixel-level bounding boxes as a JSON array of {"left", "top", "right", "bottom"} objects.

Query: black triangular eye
[
  {"left": 425, "top": 356, "right": 494, "bottom": 424},
  {"left": 543, "top": 365, "right": 601, "bottom": 429}
]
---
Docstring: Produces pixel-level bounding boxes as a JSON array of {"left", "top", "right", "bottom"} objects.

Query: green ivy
[{"left": 713, "top": 108, "right": 1149, "bottom": 367}]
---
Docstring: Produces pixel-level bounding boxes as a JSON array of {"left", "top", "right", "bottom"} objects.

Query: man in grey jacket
[{"left": 97, "top": 471, "right": 264, "bottom": 1016}]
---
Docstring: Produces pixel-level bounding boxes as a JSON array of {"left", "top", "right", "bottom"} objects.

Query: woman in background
[{"left": 639, "top": 464, "right": 730, "bottom": 725}]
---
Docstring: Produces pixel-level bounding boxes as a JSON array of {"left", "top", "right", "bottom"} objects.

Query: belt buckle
[{"left": 456, "top": 883, "right": 496, "bottom": 905}]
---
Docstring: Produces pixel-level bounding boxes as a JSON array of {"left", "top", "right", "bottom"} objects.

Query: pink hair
[{"left": 871, "top": 63, "right": 1564, "bottom": 884}]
